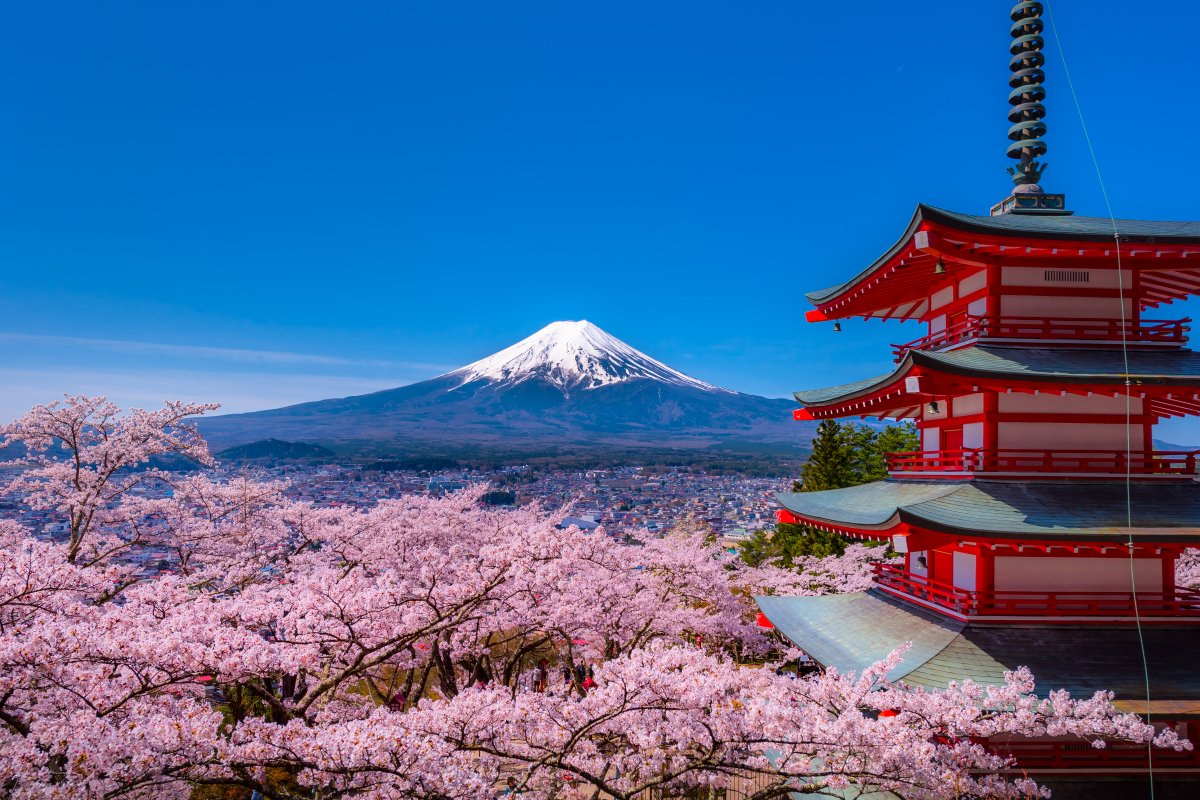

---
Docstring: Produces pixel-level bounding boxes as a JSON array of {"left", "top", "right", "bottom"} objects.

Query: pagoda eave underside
[
  {"left": 775, "top": 481, "right": 1200, "bottom": 546},
  {"left": 807, "top": 206, "right": 1200, "bottom": 321},
  {"left": 794, "top": 346, "right": 1200, "bottom": 420}
]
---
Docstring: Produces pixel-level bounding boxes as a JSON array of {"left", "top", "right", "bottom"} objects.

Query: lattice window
[{"left": 1044, "top": 269, "right": 1090, "bottom": 283}]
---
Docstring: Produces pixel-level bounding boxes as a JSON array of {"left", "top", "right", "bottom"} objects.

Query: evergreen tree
[
  {"left": 795, "top": 420, "right": 855, "bottom": 492},
  {"left": 745, "top": 421, "right": 915, "bottom": 568}
]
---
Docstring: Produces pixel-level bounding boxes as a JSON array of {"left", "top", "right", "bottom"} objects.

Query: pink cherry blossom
[{"left": 0, "top": 396, "right": 1188, "bottom": 799}]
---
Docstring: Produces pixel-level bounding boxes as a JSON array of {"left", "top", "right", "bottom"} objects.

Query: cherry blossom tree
[
  {"left": 0, "top": 396, "right": 1189, "bottom": 800},
  {"left": 1177, "top": 548, "right": 1200, "bottom": 591}
]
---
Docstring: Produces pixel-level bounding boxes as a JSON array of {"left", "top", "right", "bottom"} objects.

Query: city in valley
[{"left": 6, "top": 461, "right": 785, "bottom": 579}]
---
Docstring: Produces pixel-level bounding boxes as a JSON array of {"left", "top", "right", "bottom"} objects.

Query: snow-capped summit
[
  {"left": 198, "top": 319, "right": 807, "bottom": 457},
  {"left": 445, "top": 320, "right": 728, "bottom": 394}
]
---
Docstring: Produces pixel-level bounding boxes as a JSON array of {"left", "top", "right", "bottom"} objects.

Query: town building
[{"left": 756, "top": 2, "right": 1200, "bottom": 795}]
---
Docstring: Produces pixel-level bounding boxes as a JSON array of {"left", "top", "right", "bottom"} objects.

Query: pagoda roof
[
  {"left": 806, "top": 204, "right": 1200, "bottom": 318},
  {"left": 775, "top": 479, "right": 1200, "bottom": 541},
  {"left": 754, "top": 590, "right": 1200, "bottom": 708},
  {"left": 795, "top": 345, "right": 1200, "bottom": 417}
]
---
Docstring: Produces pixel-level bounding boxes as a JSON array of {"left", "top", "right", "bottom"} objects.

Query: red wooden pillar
[
  {"left": 982, "top": 392, "right": 999, "bottom": 455},
  {"left": 976, "top": 545, "right": 994, "bottom": 596},
  {"left": 1163, "top": 550, "right": 1177, "bottom": 594}
]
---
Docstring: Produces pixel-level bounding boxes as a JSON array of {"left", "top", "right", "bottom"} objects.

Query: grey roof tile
[
  {"left": 807, "top": 204, "right": 1200, "bottom": 305},
  {"left": 794, "top": 346, "right": 1200, "bottom": 406},
  {"left": 755, "top": 591, "right": 1200, "bottom": 702},
  {"left": 777, "top": 480, "right": 1200, "bottom": 540}
]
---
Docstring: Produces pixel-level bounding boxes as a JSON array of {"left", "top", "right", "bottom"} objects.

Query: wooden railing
[
  {"left": 873, "top": 563, "right": 1200, "bottom": 620},
  {"left": 885, "top": 448, "right": 1199, "bottom": 477},
  {"left": 891, "top": 316, "right": 1190, "bottom": 360},
  {"left": 987, "top": 737, "right": 1200, "bottom": 771}
]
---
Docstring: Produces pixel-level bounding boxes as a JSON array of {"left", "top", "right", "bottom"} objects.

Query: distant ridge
[
  {"left": 216, "top": 439, "right": 335, "bottom": 461},
  {"left": 199, "top": 321, "right": 812, "bottom": 460}
]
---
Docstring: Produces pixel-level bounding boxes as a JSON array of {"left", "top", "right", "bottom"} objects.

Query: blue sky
[{"left": 3, "top": 1, "right": 1200, "bottom": 439}]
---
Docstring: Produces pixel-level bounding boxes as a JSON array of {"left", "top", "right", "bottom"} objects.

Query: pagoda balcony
[
  {"left": 872, "top": 563, "right": 1200, "bottom": 623},
  {"left": 891, "top": 316, "right": 1190, "bottom": 362},
  {"left": 885, "top": 448, "right": 1199, "bottom": 478}
]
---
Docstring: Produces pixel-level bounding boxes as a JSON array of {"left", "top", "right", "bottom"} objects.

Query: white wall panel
[
  {"left": 994, "top": 556, "right": 1161, "bottom": 592},
  {"left": 999, "top": 294, "right": 1131, "bottom": 319},
  {"left": 959, "top": 270, "right": 988, "bottom": 296},
  {"left": 963, "top": 422, "right": 984, "bottom": 449},
  {"left": 923, "top": 427, "right": 940, "bottom": 451},
  {"left": 931, "top": 286, "right": 955, "bottom": 310},
  {"left": 953, "top": 552, "right": 977, "bottom": 591},
  {"left": 997, "top": 422, "right": 1140, "bottom": 450},
  {"left": 953, "top": 394, "right": 984, "bottom": 417},
  {"left": 1001, "top": 266, "right": 1130, "bottom": 289},
  {"left": 998, "top": 393, "right": 1144, "bottom": 415}
]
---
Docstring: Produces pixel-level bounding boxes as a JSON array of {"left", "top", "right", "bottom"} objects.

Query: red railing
[
  {"left": 986, "top": 737, "right": 1200, "bottom": 771},
  {"left": 885, "top": 448, "right": 1199, "bottom": 476},
  {"left": 891, "top": 316, "right": 1190, "bottom": 360},
  {"left": 873, "top": 563, "right": 1200, "bottom": 620}
]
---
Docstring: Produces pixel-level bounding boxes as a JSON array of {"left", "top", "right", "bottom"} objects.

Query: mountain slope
[{"left": 198, "top": 321, "right": 810, "bottom": 457}]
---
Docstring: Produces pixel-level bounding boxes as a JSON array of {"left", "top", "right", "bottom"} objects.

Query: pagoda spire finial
[
  {"left": 992, "top": 1, "right": 1068, "bottom": 215},
  {"left": 1007, "top": 1, "right": 1048, "bottom": 189}
]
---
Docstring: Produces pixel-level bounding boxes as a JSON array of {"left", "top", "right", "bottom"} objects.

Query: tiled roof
[
  {"left": 792, "top": 371, "right": 896, "bottom": 405},
  {"left": 806, "top": 204, "right": 1200, "bottom": 305},
  {"left": 917, "top": 345, "right": 1200, "bottom": 383},
  {"left": 793, "top": 345, "right": 1200, "bottom": 406},
  {"left": 755, "top": 590, "right": 1200, "bottom": 701},
  {"left": 775, "top": 481, "right": 961, "bottom": 527},
  {"left": 754, "top": 591, "right": 962, "bottom": 682},
  {"left": 927, "top": 205, "right": 1200, "bottom": 242},
  {"left": 776, "top": 480, "right": 1200, "bottom": 540}
]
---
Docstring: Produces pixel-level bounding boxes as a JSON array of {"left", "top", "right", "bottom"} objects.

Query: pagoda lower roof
[
  {"left": 806, "top": 204, "right": 1200, "bottom": 318},
  {"left": 795, "top": 345, "right": 1200, "bottom": 411},
  {"left": 776, "top": 479, "right": 1200, "bottom": 541},
  {"left": 754, "top": 590, "right": 1200, "bottom": 709}
]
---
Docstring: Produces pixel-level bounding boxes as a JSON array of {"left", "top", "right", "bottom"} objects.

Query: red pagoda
[{"left": 755, "top": 2, "right": 1200, "bottom": 795}]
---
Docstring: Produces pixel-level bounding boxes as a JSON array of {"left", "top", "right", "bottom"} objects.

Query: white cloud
[
  {"left": 0, "top": 368, "right": 412, "bottom": 421},
  {"left": 0, "top": 332, "right": 452, "bottom": 372}
]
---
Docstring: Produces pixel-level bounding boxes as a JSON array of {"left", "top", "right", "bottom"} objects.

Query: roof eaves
[
  {"left": 911, "top": 347, "right": 1200, "bottom": 385},
  {"left": 806, "top": 205, "right": 927, "bottom": 305},
  {"left": 794, "top": 354, "right": 916, "bottom": 407}
]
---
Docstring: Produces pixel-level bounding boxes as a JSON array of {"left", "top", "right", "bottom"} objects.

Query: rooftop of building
[
  {"left": 755, "top": 590, "right": 1200, "bottom": 712},
  {"left": 807, "top": 204, "right": 1200, "bottom": 307},
  {"left": 776, "top": 479, "right": 1200, "bottom": 541},
  {"left": 794, "top": 345, "right": 1200, "bottom": 409}
]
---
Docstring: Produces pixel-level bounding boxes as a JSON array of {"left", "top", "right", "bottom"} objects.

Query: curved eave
[
  {"left": 805, "top": 205, "right": 926, "bottom": 306},
  {"left": 793, "top": 353, "right": 916, "bottom": 409},
  {"left": 778, "top": 481, "right": 1200, "bottom": 543},
  {"left": 911, "top": 347, "right": 1200, "bottom": 386},
  {"left": 795, "top": 346, "right": 1200, "bottom": 419},
  {"left": 806, "top": 204, "right": 1200, "bottom": 319}
]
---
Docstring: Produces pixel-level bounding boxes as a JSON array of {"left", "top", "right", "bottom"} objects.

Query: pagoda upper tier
[
  {"left": 806, "top": 205, "right": 1200, "bottom": 323},
  {"left": 797, "top": 345, "right": 1200, "bottom": 422}
]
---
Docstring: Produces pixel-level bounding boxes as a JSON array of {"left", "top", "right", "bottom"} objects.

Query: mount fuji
[{"left": 198, "top": 321, "right": 811, "bottom": 459}]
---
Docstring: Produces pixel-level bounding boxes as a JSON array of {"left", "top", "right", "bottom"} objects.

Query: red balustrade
[
  {"left": 885, "top": 448, "right": 1198, "bottom": 477},
  {"left": 891, "top": 316, "right": 1190, "bottom": 361},
  {"left": 986, "top": 737, "right": 1200, "bottom": 771},
  {"left": 872, "top": 563, "right": 1200, "bottom": 621}
]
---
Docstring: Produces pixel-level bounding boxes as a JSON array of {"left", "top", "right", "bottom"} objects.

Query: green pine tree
[
  {"left": 743, "top": 420, "right": 913, "bottom": 567},
  {"left": 795, "top": 420, "right": 856, "bottom": 492}
]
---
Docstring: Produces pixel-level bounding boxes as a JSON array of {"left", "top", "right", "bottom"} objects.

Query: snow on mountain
[
  {"left": 444, "top": 320, "right": 731, "bottom": 395},
  {"left": 196, "top": 319, "right": 809, "bottom": 457}
]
